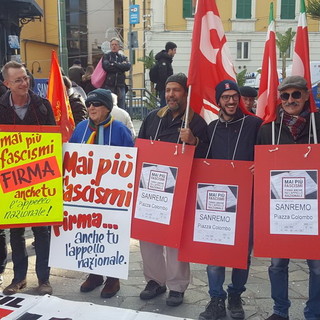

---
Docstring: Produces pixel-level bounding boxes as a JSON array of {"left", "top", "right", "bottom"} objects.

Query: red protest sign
[
  {"left": 179, "top": 159, "right": 253, "bottom": 269},
  {"left": 131, "top": 139, "right": 195, "bottom": 248},
  {"left": 254, "top": 144, "right": 320, "bottom": 259}
]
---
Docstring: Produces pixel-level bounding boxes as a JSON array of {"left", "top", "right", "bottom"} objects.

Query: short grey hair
[{"left": 1, "top": 61, "right": 26, "bottom": 80}]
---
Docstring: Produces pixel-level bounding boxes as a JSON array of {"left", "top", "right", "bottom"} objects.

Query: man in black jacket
[
  {"left": 199, "top": 80, "right": 262, "bottom": 320},
  {"left": 102, "top": 37, "right": 131, "bottom": 109},
  {"left": 257, "top": 76, "right": 320, "bottom": 320},
  {"left": 0, "top": 61, "right": 55, "bottom": 296},
  {"left": 138, "top": 73, "right": 208, "bottom": 307},
  {"left": 154, "top": 41, "right": 177, "bottom": 108}
]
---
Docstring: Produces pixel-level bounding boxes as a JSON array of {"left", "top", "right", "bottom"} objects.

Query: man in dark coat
[
  {"left": 257, "top": 75, "right": 320, "bottom": 320},
  {"left": 102, "top": 37, "right": 131, "bottom": 109},
  {"left": 154, "top": 41, "right": 177, "bottom": 108},
  {"left": 138, "top": 73, "right": 208, "bottom": 307},
  {"left": 0, "top": 61, "right": 55, "bottom": 296}
]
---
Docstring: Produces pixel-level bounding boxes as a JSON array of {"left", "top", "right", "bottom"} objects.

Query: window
[
  {"left": 281, "top": 0, "right": 295, "bottom": 19},
  {"left": 237, "top": 41, "right": 250, "bottom": 60},
  {"left": 236, "top": 0, "right": 251, "bottom": 19},
  {"left": 183, "top": 0, "right": 196, "bottom": 18}
]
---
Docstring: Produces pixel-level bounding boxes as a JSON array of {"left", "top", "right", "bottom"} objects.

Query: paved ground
[
  {"left": 0, "top": 230, "right": 311, "bottom": 320},
  {"left": 0, "top": 120, "right": 311, "bottom": 320}
]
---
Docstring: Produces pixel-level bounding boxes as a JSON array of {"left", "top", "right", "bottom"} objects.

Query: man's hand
[{"left": 180, "top": 128, "right": 198, "bottom": 145}]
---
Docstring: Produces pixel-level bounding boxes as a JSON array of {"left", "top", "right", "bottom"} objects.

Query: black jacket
[
  {"left": 155, "top": 50, "right": 173, "bottom": 91},
  {"left": 257, "top": 104, "right": 320, "bottom": 145},
  {"left": 0, "top": 90, "right": 56, "bottom": 125},
  {"left": 138, "top": 106, "right": 208, "bottom": 158},
  {"left": 69, "top": 92, "right": 87, "bottom": 125},
  {"left": 102, "top": 51, "right": 131, "bottom": 88},
  {"left": 207, "top": 109, "right": 262, "bottom": 161}
]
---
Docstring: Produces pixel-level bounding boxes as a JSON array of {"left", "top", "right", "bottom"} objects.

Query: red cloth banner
[
  {"left": 254, "top": 144, "right": 320, "bottom": 259},
  {"left": 47, "top": 50, "right": 75, "bottom": 142},
  {"left": 131, "top": 139, "right": 195, "bottom": 248},
  {"left": 179, "top": 159, "right": 253, "bottom": 269}
]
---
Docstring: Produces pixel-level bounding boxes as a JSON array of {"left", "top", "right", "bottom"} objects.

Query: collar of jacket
[{"left": 156, "top": 105, "right": 195, "bottom": 123}]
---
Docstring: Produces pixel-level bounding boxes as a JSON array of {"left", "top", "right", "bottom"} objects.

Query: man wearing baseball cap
[
  {"left": 199, "top": 80, "right": 262, "bottom": 320},
  {"left": 257, "top": 76, "right": 320, "bottom": 320},
  {"left": 138, "top": 73, "right": 208, "bottom": 307},
  {"left": 69, "top": 88, "right": 133, "bottom": 298}
]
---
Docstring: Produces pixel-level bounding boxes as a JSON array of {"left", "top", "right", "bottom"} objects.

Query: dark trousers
[
  {"left": 10, "top": 227, "right": 50, "bottom": 283},
  {"left": 0, "top": 229, "right": 7, "bottom": 274}
]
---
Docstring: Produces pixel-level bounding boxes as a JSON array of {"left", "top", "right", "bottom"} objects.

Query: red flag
[
  {"left": 291, "top": 0, "right": 317, "bottom": 112},
  {"left": 187, "top": 0, "right": 248, "bottom": 123},
  {"left": 256, "top": 2, "right": 279, "bottom": 122},
  {"left": 47, "top": 51, "right": 75, "bottom": 142}
]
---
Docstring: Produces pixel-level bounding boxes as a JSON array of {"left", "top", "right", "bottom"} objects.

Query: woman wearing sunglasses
[{"left": 69, "top": 88, "right": 134, "bottom": 299}]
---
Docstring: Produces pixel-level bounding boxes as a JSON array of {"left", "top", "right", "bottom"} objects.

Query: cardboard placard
[
  {"left": 254, "top": 144, "right": 320, "bottom": 259},
  {"left": 49, "top": 143, "right": 137, "bottom": 279},
  {"left": 0, "top": 125, "right": 63, "bottom": 227},
  {"left": 131, "top": 139, "right": 195, "bottom": 248},
  {"left": 179, "top": 159, "right": 253, "bottom": 269}
]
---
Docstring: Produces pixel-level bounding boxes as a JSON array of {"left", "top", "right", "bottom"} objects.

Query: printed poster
[
  {"left": 194, "top": 183, "right": 238, "bottom": 246},
  {"left": 254, "top": 144, "right": 320, "bottom": 260},
  {"left": 49, "top": 143, "right": 137, "bottom": 279},
  {"left": 179, "top": 159, "right": 253, "bottom": 269},
  {"left": 135, "top": 163, "right": 177, "bottom": 225},
  {"left": 131, "top": 139, "right": 195, "bottom": 248},
  {"left": 270, "top": 170, "right": 318, "bottom": 235},
  {"left": 0, "top": 125, "right": 63, "bottom": 227}
]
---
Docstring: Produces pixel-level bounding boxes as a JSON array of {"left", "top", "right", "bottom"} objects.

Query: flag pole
[
  {"left": 311, "top": 112, "right": 318, "bottom": 144},
  {"left": 182, "top": 85, "right": 192, "bottom": 154}
]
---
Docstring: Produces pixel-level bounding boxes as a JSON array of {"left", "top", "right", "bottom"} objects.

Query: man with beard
[
  {"left": 257, "top": 76, "right": 320, "bottom": 320},
  {"left": 199, "top": 80, "right": 262, "bottom": 320},
  {"left": 138, "top": 73, "right": 208, "bottom": 307}
]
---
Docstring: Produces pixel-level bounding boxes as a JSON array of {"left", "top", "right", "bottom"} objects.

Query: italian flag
[
  {"left": 292, "top": 0, "right": 317, "bottom": 112},
  {"left": 256, "top": 2, "right": 279, "bottom": 122}
]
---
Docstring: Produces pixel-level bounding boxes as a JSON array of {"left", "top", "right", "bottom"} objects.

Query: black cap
[
  {"left": 86, "top": 89, "right": 113, "bottom": 111},
  {"left": 239, "top": 86, "right": 258, "bottom": 98},
  {"left": 165, "top": 73, "right": 188, "bottom": 91}
]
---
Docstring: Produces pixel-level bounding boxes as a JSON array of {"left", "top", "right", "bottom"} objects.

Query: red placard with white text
[
  {"left": 179, "top": 159, "right": 253, "bottom": 269},
  {"left": 254, "top": 144, "right": 320, "bottom": 259},
  {"left": 131, "top": 139, "right": 195, "bottom": 248}
]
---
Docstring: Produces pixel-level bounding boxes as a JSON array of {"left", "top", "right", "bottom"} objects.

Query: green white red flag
[
  {"left": 256, "top": 2, "right": 279, "bottom": 122},
  {"left": 291, "top": 0, "right": 317, "bottom": 112}
]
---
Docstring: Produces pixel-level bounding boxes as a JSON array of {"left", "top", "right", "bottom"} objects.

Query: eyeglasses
[
  {"left": 10, "top": 76, "right": 30, "bottom": 85},
  {"left": 280, "top": 91, "right": 302, "bottom": 101},
  {"left": 220, "top": 94, "right": 240, "bottom": 102},
  {"left": 86, "top": 101, "right": 102, "bottom": 107}
]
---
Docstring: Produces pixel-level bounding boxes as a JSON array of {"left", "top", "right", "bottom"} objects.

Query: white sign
[
  {"left": 135, "top": 163, "right": 177, "bottom": 225},
  {"left": 49, "top": 143, "right": 137, "bottom": 279},
  {"left": 270, "top": 170, "right": 318, "bottom": 235},
  {"left": 193, "top": 183, "right": 238, "bottom": 245}
]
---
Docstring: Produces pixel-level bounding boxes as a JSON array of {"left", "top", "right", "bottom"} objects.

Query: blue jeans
[
  {"left": 269, "top": 258, "right": 320, "bottom": 320},
  {"left": 10, "top": 227, "right": 50, "bottom": 283}
]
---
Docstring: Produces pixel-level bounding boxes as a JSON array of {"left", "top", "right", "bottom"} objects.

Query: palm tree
[
  {"left": 307, "top": 0, "right": 320, "bottom": 20},
  {"left": 138, "top": 50, "right": 156, "bottom": 93},
  {"left": 276, "top": 28, "right": 296, "bottom": 79}
]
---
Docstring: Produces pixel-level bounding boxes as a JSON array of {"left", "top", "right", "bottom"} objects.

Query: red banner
[
  {"left": 131, "top": 139, "right": 195, "bottom": 248},
  {"left": 179, "top": 159, "right": 253, "bottom": 269},
  {"left": 254, "top": 144, "right": 320, "bottom": 259}
]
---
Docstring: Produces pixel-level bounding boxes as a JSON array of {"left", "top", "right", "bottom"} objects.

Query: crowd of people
[{"left": 0, "top": 36, "right": 319, "bottom": 320}]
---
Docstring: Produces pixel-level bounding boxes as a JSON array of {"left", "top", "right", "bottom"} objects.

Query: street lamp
[{"left": 31, "top": 61, "right": 42, "bottom": 74}]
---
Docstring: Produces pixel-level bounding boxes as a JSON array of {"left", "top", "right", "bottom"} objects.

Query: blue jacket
[{"left": 69, "top": 118, "right": 134, "bottom": 147}]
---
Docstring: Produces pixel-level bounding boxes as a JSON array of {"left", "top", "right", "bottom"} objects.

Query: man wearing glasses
[
  {"left": 257, "top": 76, "right": 320, "bottom": 320},
  {"left": 199, "top": 80, "right": 262, "bottom": 320},
  {"left": 0, "top": 61, "right": 55, "bottom": 295}
]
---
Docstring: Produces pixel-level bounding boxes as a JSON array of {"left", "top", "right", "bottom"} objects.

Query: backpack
[{"left": 149, "top": 62, "right": 159, "bottom": 83}]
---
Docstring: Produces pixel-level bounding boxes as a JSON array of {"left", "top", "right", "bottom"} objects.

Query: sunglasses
[
  {"left": 280, "top": 91, "right": 302, "bottom": 101},
  {"left": 220, "top": 94, "right": 240, "bottom": 102},
  {"left": 86, "top": 101, "right": 102, "bottom": 107}
]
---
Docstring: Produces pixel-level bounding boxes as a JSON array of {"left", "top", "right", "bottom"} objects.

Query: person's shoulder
[{"left": 245, "top": 114, "right": 263, "bottom": 125}]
